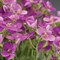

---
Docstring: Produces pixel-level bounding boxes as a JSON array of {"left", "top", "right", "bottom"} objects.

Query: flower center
[
  {"left": 58, "top": 42, "right": 60, "bottom": 46},
  {"left": 6, "top": 23, "right": 12, "bottom": 27},
  {"left": 17, "top": 9, "right": 20, "bottom": 14},
  {"left": 7, "top": 49, "right": 11, "bottom": 53},
  {"left": 50, "top": 16, "right": 54, "bottom": 23},
  {"left": 43, "top": 33, "right": 48, "bottom": 37}
]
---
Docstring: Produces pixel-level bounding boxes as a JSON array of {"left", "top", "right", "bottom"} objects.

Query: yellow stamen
[{"left": 12, "top": 20, "right": 16, "bottom": 23}]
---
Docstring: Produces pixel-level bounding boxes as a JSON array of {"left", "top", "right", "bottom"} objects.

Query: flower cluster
[{"left": 0, "top": 0, "right": 60, "bottom": 60}]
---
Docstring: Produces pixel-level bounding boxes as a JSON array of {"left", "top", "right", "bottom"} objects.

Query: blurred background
[{"left": 48, "top": 0, "right": 60, "bottom": 11}]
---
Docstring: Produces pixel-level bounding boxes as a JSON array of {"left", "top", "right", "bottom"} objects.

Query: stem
[
  {"left": 35, "top": 44, "right": 39, "bottom": 60},
  {"left": 28, "top": 39, "right": 39, "bottom": 60},
  {"left": 28, "top": 39, "right": 36, "bottom": 49}
]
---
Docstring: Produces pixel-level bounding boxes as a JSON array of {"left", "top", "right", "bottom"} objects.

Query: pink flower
[
  {"left": 26, "top": 16, "right": 37, "bottom": 28},
  {"left": 10, "top": 3, "right": 28, "bottom": 14},
  {"left": 36, "top": 27, "right": 55, "bottom": 41},
  {"left": 1, "top": 42, "right": 16, "bottom": 60}
]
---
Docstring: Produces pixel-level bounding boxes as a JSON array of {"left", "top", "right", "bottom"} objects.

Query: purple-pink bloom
[
  {"left": 36, "top": 27, "right": 55, "bottom": 41},
  {"left": 6, "top": 22, "right": 22, "bottom": 32},
  {"left": 26, "top": 16, "right": 37, "bottom": 28},
  {"left": 6, "top": 33, "right": 28, "bottom": 44},
  {"left": 43, "top": 16, "right": 59, "bottom": 24},
  {"left": 10, "top": 3, "right": 28, "bottom": 14},
  {"left": 1, "top": 42, "right": 16, "bottom": 60}
]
